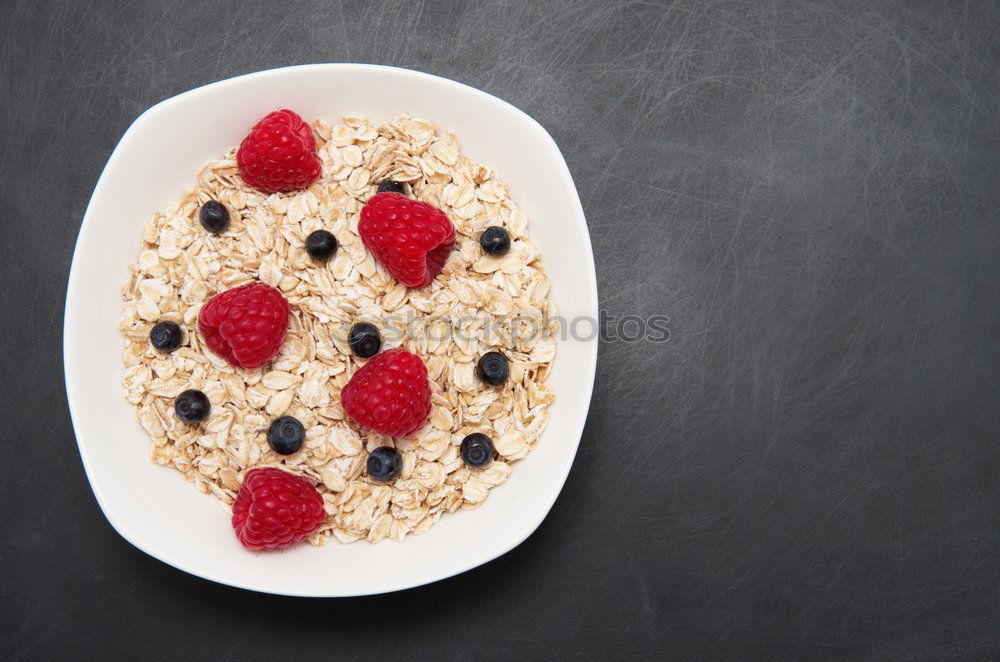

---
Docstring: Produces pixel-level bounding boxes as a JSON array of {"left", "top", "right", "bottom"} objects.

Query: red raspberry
[
  {"left": 231, "top": 468, "right": 325, "bottom": 551},
  {"left": 359, "top": 193, "right": 455, "bottom": 288},
  {"left": 198, "top": 283, "right": 289, "bottom": 369},
  {"left": 341, "top": 348, "right": 432, "bottom": 437},
  {"left": 236, "top": 109, "right": 322, "bottom": 193}
]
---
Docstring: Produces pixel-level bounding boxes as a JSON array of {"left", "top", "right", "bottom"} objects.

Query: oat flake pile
[{"left": 119, "top": 112, "right": 557, "bottom": 546}]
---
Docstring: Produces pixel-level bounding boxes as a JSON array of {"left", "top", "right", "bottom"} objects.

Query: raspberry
[
  {"left": 341, "top": 348, "right": 432, "bottom": 437},
  {"left": 198, "top": 283, "right": 289, "bottom": 369},
  {"left": 358, "top": 193, "right": 455, "bottom": 288},
  {"left": 231, "top": 468, "right": 325, "bottom": 551},
  {"left": 236, "top": 109, "right": 322, "bottom": 193}
]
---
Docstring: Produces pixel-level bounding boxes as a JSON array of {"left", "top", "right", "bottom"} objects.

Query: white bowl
[{"left": 64, "top": 64, "right": 598, "bottom": 596}]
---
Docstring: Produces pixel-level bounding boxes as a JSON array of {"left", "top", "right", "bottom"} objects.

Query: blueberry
[
  {"left": 348, "top": 322, "right": 382, "bottom": 358},
  {"left": 479, "top": 226, "right": 511, "bottom": 256},
  {"left": 199, "top": 200, "right": 230, "bottom": 233},
  {"left": 267, "top": 416, "right": 305, "bottom": 455},
  {"left": 476, "top": 351, "right": 509, "bottom": 386},
  {"left": 174, "top": 389, "right": 210, "bottom": 423},
  {"left": 460, "top": 433, "right": 495, "bottom": 469},
  {"left": 306, "top": 230, "right": 338, "bottom": 261},
  {"left": 377, "top": 180, "right": 405, "bottom": 194},
  {"left": 149, "top": 321, "right": 183, "bottom": 352},
  {"left": 367, "top": 446, "right": 402, "bottom": 482}
]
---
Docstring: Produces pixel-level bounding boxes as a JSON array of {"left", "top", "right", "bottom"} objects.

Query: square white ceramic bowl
[{"left": 64, "top": 64, "right": 597, "bottom": 596}]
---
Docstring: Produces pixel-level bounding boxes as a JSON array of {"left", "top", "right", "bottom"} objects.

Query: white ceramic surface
[{"left": 64, "top": 64, "right": 598, "bottom": 597}]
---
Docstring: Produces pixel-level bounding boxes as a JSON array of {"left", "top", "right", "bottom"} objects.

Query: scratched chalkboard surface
[{"left": 2, "top": 1, "right": 998, "bottom": 659}]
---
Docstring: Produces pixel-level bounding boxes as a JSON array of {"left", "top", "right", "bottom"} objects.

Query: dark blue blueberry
[
  {"left": 479, "top": 226, "right": 511, "bottom": 256},
  {"left": 348, "top": 322, "right": 382, "bottom": 358},
  {"left": 476, "top": 351, "right": 509, "bottom": 386},
  {"left": 377, "top": 180, "right": 406, "bottom": 194},
  {"left": 174, "top": 389, "right": 210, "bottom": 423},
  {"left": 306, "top": 230, "right": 338, "bottom": 260},
  {"left": 460, "top": 433, "right": 495, "bottom": 469},
  {"left": 199, "top": 200, "right": 230, "bottom": 233},
  {"left": 267, "top": 416, "right": 305, "bottom": 455},
  {"left": 367, "top": 446, "right": 402, "bottom": 482},
  {"left": 149, "top": 321, "right": 183, "bottom": 352}
]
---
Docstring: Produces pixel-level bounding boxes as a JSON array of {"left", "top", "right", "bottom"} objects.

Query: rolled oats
[{"left": 120, "top": 114, "right": 556, "bottom": 544}]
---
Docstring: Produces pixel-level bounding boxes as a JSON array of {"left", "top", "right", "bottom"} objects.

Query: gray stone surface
[{"left": 2, "top": 1, "right": 999, "bottom": 659}]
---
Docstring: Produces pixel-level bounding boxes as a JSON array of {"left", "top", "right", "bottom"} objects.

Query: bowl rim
[{"left": 64, "top": 63, "right": 598, "bottom": 596}]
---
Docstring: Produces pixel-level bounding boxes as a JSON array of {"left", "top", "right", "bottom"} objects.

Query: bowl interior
[{"left": 65, "top": 64, "right": 597, "bottom": 596}]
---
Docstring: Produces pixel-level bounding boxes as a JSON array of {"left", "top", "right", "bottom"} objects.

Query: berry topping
[
  {"left": 376, "top": 180, "right": 406, "bottom": 194},
  {"left": 358, "top": 193, "right": 455, "bottom": 288},
  {"left": 479, "top": 226, "right": 511, "bottom": 256},
  {"left": 199, "top": 200, "right": 230, "bottom": 233},
  {"left": 236, "top": 109, "right": 322, "bottom": 194},
  {"left": 267, "top": 416, "right": 305, "bottom": 455},
  {"left": 305, "top": 230, "right": 338, "bottom": 261},
  {"left": 198, "top": 283, "right": 289, "bottom": 369},
  {"left": 149, "top": 321, "right": 183, "bottom": 352},
  {"left": 367, "top": 446, "right": 402, "bottom": 482},
  {"left": 476, "top": 351, "right": 509, "bottom": 386},
  {"left": 348, "top": 322, "right": 382, "bottom": 358},
  {"left": 341, "top": 348, "right": 432, "bottom": 437},
  {"left": 174, "top": 389, "right": 210, "bottom": 423},
  {"left": 460, "top": 433, "right": 496, "bottom": 469},
  {"left": 231, "top": 467, "right": 325, "bottom": 551}
]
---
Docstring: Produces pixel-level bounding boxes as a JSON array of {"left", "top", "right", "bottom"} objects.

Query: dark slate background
[{"left": 2, "top": 1, "right": 998, "bottom": 659}]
